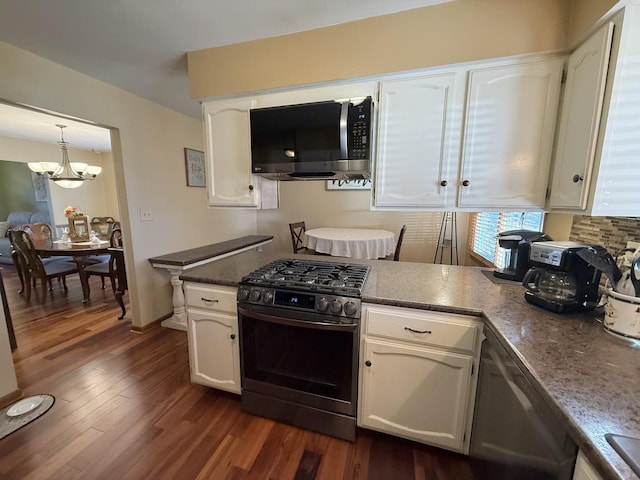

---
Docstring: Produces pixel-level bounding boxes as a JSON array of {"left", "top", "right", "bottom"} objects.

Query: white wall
[{"left": 0, "top": 41, "right": 257, "bottom": 328}]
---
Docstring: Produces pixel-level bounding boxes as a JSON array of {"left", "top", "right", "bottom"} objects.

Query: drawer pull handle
[
  {"left": 230, "top": 334, "right": 236, "bottom": 340},
  {"left": 365, "top": 360, "right": 372, "bottom": 367},
  {"left": 405, "top": 326, "right": 432, "bottom": 335},
  {"left": 201, "top": 297, "right": 219, "bottom": 305}
]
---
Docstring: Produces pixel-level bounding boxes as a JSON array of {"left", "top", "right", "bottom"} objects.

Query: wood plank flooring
[{"left": 0, "top": 267, "right": 476, "bottom": 480}]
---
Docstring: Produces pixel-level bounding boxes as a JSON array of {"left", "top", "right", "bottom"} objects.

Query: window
[{"left": 468, "top": 212, "right": 544, "bottom": 267}]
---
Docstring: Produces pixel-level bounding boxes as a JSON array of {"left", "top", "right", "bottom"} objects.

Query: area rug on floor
[{"left": 0, "top": 394, "right": 55, "bottom": 441}]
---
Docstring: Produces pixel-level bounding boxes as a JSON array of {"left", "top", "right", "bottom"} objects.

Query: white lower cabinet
[
  {"left": 358, "top": 304, "right": 482, "bottom": 453},
  {"left": 184, "top": 283, "right": 241, "bottom": 394},
  {"left": 572, "top": 451, "right": 603, "bottom": 480}
]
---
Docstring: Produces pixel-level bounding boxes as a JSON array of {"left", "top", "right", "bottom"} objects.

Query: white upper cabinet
[
  {"left": 373, "top": 56, "right": 562, "bottom": 211},
  {"left": 374, "top": 72, "right": 465, "bottom": 208},
  {"left": 548, "top": 23, "right": 614, "bottom": 210},
  {"left": 549, "top": 6, "right": 640, "bottom": 216},
  {"left": 203, "top": 97, "right": 259, "bottom": 207},
  {"left": 459, "top": 59, "right": 563, "bottom": 209}
]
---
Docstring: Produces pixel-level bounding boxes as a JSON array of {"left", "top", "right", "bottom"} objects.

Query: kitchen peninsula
[{"left": 181, "top": 246, "right": 640, "bottom": 480}]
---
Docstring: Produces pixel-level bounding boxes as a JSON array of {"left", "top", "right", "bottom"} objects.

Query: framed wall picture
[
  {"left": 326, "top": 179, "right": 372, "bottom": 190},
  {"left": 184, "top": 148, "right": 206, "bottom": 187},
  {"left": 68, "top": 215, "right": 90, "bottom": 242}
]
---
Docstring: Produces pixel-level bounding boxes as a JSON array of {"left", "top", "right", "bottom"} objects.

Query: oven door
[{"left": 237, "top": 305, "right": 358, "bottom": 417}]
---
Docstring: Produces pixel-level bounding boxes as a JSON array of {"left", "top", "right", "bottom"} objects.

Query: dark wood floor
[{"left": 0, "top": 266, "right": 476, "bottom": 480}]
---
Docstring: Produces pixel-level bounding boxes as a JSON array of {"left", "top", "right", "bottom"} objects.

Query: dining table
[
  {"left": 304, "top": 227, "right": 396, "bottom": 260},
  {"left": 32, "top": 238, "right": 110, "bottom": 303}
]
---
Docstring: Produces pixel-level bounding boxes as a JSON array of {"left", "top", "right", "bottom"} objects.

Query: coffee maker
[
  {"left": 493, "top": 230, "right": 552, "bottom": 282},
  {"left": 522, "top": 241, "right": 602, "bottom": 313}
]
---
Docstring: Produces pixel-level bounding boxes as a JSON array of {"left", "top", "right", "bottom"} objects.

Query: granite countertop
[
  {"left": 180, "top": 246, "right": 640, "bottom": 480},
  {"left": 148, "top": 235, "right": 273, "bottom": 267}
]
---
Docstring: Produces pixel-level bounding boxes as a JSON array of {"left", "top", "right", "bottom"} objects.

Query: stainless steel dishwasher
[{"left": 469, "top": 328, "right": 578, "bottom": 479}]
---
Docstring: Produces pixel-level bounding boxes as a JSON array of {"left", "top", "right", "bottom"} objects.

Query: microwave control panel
[{"left": 348, "top": 97, "right": 372, "bottom": 159}]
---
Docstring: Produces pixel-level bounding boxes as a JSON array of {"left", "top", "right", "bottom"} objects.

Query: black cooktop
[{"left": 239, "top": 258, "right": 370, "bottom": 297}]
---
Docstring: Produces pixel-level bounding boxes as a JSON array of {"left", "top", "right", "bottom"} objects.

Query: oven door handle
[{"left": 238, "top": 306, "right": 357, "bottom": 331}]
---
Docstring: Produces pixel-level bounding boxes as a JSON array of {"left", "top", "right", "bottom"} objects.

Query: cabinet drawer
[
  {"left": 184, "top": 283, "right": 237, "bottom": 313},
  {"left": 364, "top": 306, "right": 479, "bottom": 353}
]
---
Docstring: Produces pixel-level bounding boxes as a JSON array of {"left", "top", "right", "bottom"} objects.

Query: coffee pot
[
  {"left": 522, "top": 241, "right": 602, "bottom": 313},
  {"left": 522, "top": 267, "right": 578, "bottom": 302}
]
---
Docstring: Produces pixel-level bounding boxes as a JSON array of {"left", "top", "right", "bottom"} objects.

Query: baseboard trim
[
  {"left": 0, "top": 389, "right": 22, "bottom": 409},
  {"left": 129, "top": 313, "right": 171, "bottom": 334}
]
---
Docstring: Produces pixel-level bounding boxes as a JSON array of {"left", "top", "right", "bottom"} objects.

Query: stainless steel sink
[{"left": 606, "top": 433, "right": 640, "bottom": 477}]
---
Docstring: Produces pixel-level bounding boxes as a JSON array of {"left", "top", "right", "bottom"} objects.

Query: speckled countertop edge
[
  {"left": 180, "top": 246, "right": 640, "bottom": 480},
  {"left": 148, "top": 235, "right": 273, "bottom": 266}
]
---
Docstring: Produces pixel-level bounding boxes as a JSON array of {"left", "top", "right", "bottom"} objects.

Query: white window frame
[{"left": 468, "top": 212, "right": 545, "bottom": 268}]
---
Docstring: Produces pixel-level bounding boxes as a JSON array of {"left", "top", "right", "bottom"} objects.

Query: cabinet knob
[
  {"left": 230, "top": 334, "right": 236, "bottom": 340},
  {"left": 365, "top": 360, "right": 372, "bottom": 367},
  {"left": 572, "top": 174, "right": 584, "bottom": 183},
  {"left": 440, "top": 180, "right": 448, "bottom": 187},
  {"left": 462, "top": 180, "right": 470, "bottom": 187},
  {"left": 248, "top": 185, "right": 254, "bottom": 191}
]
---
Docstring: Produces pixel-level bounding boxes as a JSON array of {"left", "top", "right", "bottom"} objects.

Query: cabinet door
[
  {"left": 203, "top": 98, "right": 259, "bottom": 207},
  {"left": 374, "top": 73, "right": 464, "bottom": 208},
  {"left": 359, "top": 337, "right": 472, "bottom": 452},
  {"left": 187, "top": 309, "right": 241, "bottom": 394},
  {"left": 459, "top": 60, "right": 563, "bottom": 208},
  {"left": 548, "top": 23, "right": 614, "bottom": 210}
]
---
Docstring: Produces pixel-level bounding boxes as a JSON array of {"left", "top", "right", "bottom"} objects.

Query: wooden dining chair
[
  {"left": 289, "top": 221, "right": 309, "bottom": 254},
  {"left": 393, "top": 225, "right": 407, "bottom": 261},
  {"left": 85, "top": 228, "right": 122, "bottom": 291},
  {"left": 90, "top": 216, "right": 116, "bottom": 238},
  {"left": 9, "top": 229, "right": 78, "bottom": 303},
  {"left": 85, "top": 228, "right": 128, "bottom": 318}
]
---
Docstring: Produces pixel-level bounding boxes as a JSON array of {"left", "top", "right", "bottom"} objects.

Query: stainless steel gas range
[{"left": 236, "top": 258, "right": 370, "bottom": 441}]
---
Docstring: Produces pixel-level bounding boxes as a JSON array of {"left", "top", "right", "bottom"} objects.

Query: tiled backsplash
[{"left": 569, "top": 216, "right": 640, "bottom": 255}]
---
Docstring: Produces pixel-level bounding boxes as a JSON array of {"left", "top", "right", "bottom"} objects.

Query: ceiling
[
  {"left": 0, "top": 102, "right": 112, "bottom": 152},
  {"left": 0, "top": 0, "right": 451, "bottom": 130}
]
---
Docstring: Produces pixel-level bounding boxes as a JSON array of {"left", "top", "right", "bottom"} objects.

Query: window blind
[{"left": 468, "top": 212, "right": 544, "bottom": 268}]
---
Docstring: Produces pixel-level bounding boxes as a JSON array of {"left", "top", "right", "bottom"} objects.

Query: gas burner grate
[{"left": 241, "top": 258, "right": 370, "bottom": 296}]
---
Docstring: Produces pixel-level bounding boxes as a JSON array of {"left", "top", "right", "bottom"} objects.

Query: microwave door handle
[{"left": 339, "top": 101, "right": 349, "bottom": 159}]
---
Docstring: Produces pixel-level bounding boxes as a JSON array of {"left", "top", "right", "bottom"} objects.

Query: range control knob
[
  {"left": 237, "top": 288, "right": 249, "bottom": 301},
  {"left": 317, "top": 297, "right": 330, "bottom": 312},
  {"left": 249, "top": 289, "right": 262, "bottom": 302},
  {"left": 330, "top": 299, "right": 343, "bottom": 314},
  {"left": 344, "top": 301, "right": 358, "bottom": 317},
  {"left": 262, "top": 291, "right": 273, "bottom": 304}
]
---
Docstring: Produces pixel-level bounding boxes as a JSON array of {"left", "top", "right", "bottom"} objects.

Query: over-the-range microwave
[{"left": 249, "top": 96, "right": 373, "bottom": 181}]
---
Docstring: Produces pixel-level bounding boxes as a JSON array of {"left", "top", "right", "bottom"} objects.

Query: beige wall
[
  {"left": 0, "top": 304, "right": 18, "bottom": 399},
  {"left": 0, "top": 41, "right": 257, "bottom": 329},
  {"left": 0, "top": 135, "right": 116, "bottom": 227},
  {"left": 258, "top": 181, "right": 469, "bottom": 264},
  {"left": 566, "top": 0, "right": 622, "bottom": 47},
  {"left": 188, "top": 0, "right": 569, "bottom": 99}
]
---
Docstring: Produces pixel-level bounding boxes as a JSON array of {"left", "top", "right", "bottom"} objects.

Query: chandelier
[{"left": 28, "top": 124, "right": 102, "bottom": 189}]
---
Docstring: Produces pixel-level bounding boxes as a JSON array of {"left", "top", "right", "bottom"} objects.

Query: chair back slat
[
  {"left": 10, "top": 229, "right": 47, "bottom": 277},
  {"left": 289, "top": 222, "right": 307, "bottom": 253},
  {"left": 394, "top": 225, "right": 407, "bottom": 261}
]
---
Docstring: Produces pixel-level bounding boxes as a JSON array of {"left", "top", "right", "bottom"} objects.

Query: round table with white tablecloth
[{"left": 304, "top": 227, "right": 396, "bottom": 260}]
